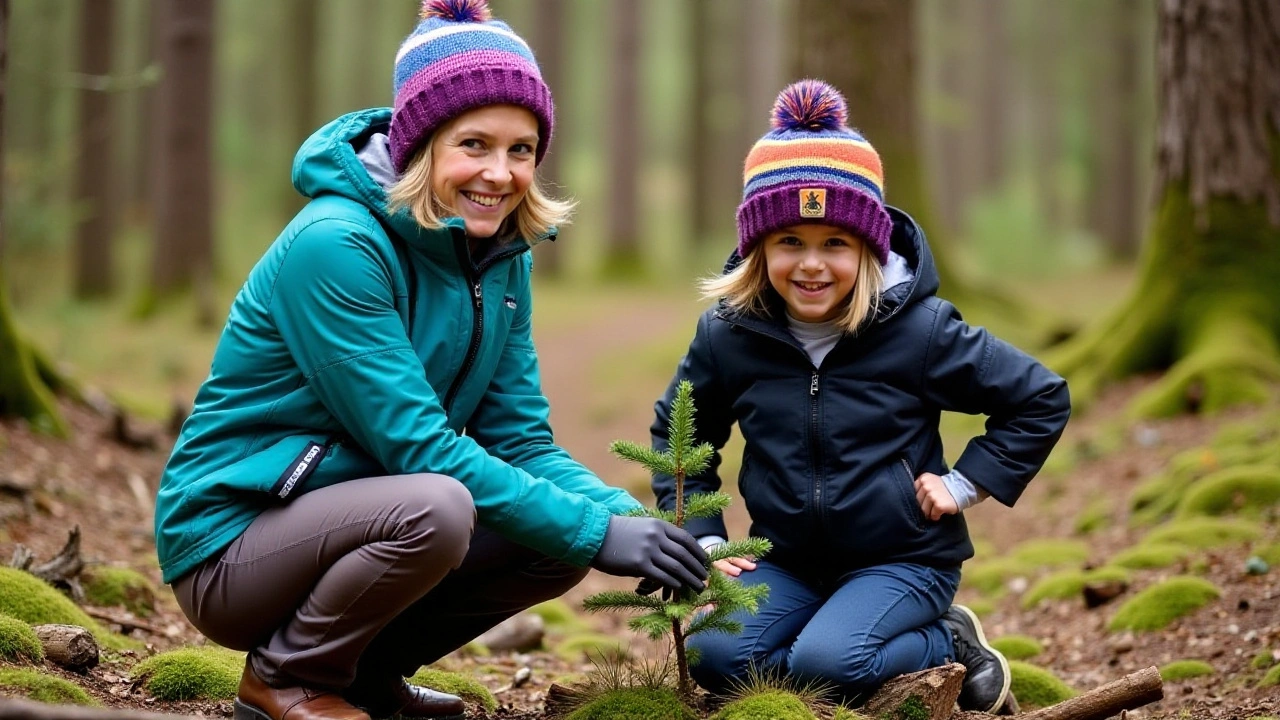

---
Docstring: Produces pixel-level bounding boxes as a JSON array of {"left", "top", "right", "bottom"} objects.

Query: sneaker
[{"left": 942, "top": 604, "right": 1011, "bottom": 713}]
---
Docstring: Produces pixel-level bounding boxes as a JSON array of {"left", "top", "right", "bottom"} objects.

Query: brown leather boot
[
  {"left": 345, "top": 679, "right": 465, "bottom": 720},
  {"left": 234, "top": 662, "right": 371, "bottom": 720}
]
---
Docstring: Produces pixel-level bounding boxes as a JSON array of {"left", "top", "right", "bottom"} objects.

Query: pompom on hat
[
  {"left": 389, "top": 0, "right": 554, "bottom": 173},
  {"left": 736, "top": 79, "right": 892, "bottom": 264}
]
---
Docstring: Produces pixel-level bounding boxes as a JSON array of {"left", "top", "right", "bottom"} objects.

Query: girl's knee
[
  {"left": 687, "top": 635, "right": 748, "bottom": 693},
  {"left": 790, "top": 641, "right": 881, "bottom": 691}
]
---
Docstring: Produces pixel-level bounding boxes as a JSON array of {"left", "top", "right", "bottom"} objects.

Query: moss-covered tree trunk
[
  {"left": 1052, "top": 0, "right": 1280, "bottom": 416},
  {"left": 791, "top": 0, "right": 1061, "bottom": 346}
]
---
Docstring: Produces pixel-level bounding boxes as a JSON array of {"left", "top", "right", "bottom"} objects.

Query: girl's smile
[{"left": 763, "top": 223, "right": 865, "bottom": 322}]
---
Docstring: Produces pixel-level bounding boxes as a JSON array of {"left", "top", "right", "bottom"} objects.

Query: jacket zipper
[
  {"left": 809, "top": 370, "right": 824, "bottom": 527},
  {"left": 440, "top": 239, "right": 527, "bottom": 413},
  {"left": 900, "top": 457, "right": 924, "bottom": 527}
]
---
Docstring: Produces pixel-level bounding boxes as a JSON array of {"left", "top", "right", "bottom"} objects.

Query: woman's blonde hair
[
  {"left": 699, "top": 237, "right": 885, "bottom": 334},
  {"left": 387, "top": 135, "right": 575, "bottom": 243}
]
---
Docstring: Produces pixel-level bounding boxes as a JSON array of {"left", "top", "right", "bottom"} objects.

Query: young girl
[
  {"left": 155, "top": 3, "right": 707, "bottom": 720},
  {"left": 650, "top": 80, "right": 1070, "bottom": 711}
]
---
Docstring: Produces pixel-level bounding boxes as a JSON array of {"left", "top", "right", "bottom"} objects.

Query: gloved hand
[{"left": 590, "top": 516, "right": 708, "bottom": 593}]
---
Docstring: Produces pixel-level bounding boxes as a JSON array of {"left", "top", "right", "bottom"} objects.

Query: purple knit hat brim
[
  {"left": 389, "top": 58, "right": 554, "bottom": 172},
  {"left": 736, "top": 183, "right": 893, "bottom": 265}
]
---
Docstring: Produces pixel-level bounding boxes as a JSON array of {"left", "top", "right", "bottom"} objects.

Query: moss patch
[
  {"left": 1108, "top": 576, "right": 1220, "bottom": 632},
  {"left": 529, "top": 599, "right": 586, "bottom": 631},
  {"left": 410, "top": 668, "right": 497, "bottom": 713},
  {"left": 555, "top": 632, "right": 629, "bottom": 662},
  {"left": 1009, "top": 661, "right": 1076, "bottom": 709},
  {"left": 1259, "top": 664, "right": 1280, "bottom": 688},
  {"left": 566, "top": 687, "right": 697, "bottom": 720},
  {"left": 1255, "top": 542, "right": 1280, "bottom": 566},
  {"left": 1073, "top": 499, "right": 1113, "bottom": 535},
  {"left": 1175, "top": 465, "right": 1280, "bottom": 519},
  {"left": 1107, "top": 543, "right": 1192, "bottom": 570},
  {"left": 1141, "top": 517, "right": 1262, "bottom": 549},
  {"left": 1159, "top": 660, "right": 1215, "bottom": 681},
  {"left": 711, "top": 690, "right": 815, "bottom": 720},
  {"left": 132, "top": 646, "right": 245, "bottom": 701},
  {"left": 0, "top": 567, "right": 136, "bottom": 651},
  {"left": 991, "top": 635, "right": 1043, "bottom": 661},
  {"left": 1022, "top": 567, "right": 1130, "bottom": 609},
  {"left": 1009, "top": 539, "right": 1090, "bottom": 569},
  {"left": 0, "top": 613, "right": 44, "bottom": 663},
  {"left": 82, "top": 566, "right": 157, "bottom": 617},
  {"left": 960, "top": 557, "right": 1034, "bottom": 596},
  {"left": 0, "top": 668, "right": 97, "bottom": 705}
]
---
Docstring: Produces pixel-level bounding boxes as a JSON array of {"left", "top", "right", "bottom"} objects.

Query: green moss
[
  {"left": 555, "top": 632, "right": 629, "bottom": 662},
  {"left": 409, "top": 668, "right": 497, "bottom": 713},
  {"left": 566, "top": 687, "right": 697, "bottom": 720},
  {"left": 1022, "top": 567, "right": 1130, "bottom": 609},
  {"left": 1250, "top": 649, "right": 1277, "bottom": 669},
  {"left": 0, "top": 669, "right": 96, "bottom": 705},
  {"left": 1106, "top": 543, "right": 1192, "bottom": 570},
  {"left": 529, "top": 599, "right": 586, "bottom": 630},
  {"left": 0, "top": 613, "right": 44, "bottom": 663},
  {"left": 1073, "top": 499, "right": 1113, "bottom": 535},
  {"left": 711, "top": 691, "right": 815, "bottom": 720},
  {"left": 1259, "top": 664, "right": 1280, "bottom": 688},
  {"left": 1108, "top": 576, "right": 1221, "bottom": 633},
  {"left": 1159, "top": 660, "right": 1215, "bottom": 681},
  {"left": 1129, "top": 449, "right": 1218, "bottom": 524},
  {"left": 1256, "top": 543, "right": 1280, "bottom": 566},
  {"left": 1142, "top": 517, "right": 1262, "bottom": 549},
  {"left": 832, "top": 708, "right": 871, "bottom": 720},
  {"left": 963, "top": 597, "right": 996, "bottom": 617},
  {"left": 1175, "top": 465, "right": 1280, "bottom": 518},
  {"left": 960, "top": 557, "right": 1034, "bottom": 596},
  {"left": 888, "top": 695, "right": 930, "bottom": 720},
  {"left": 83, "top": 566, "right": 158, "bottom": 617},
  {"left": 131, "top": 646, "right": 245, "bottom": 701},
  {"left": 0, "top": 567, "right": 136, "bottom": 651},
  {"left": 1009, "top": 539, "right": 1090, "bottom": 569},
  {"left": 1009, "top": 661, "right": 1075, "bottom": 709},
  {"left": 990, "top": 635, "right": 1043, "bottom": 661}
]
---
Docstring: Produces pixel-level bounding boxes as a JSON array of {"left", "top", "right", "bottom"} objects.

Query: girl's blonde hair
[
  {"left": 387, "top": 135, "right": 575, "bottom": 243},
  {"left": 699, "top": 237, "right": 886, "bottom": 334}
]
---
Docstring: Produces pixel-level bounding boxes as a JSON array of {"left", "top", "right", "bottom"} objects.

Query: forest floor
[{"left": 0, "top": 288, "right": 1278, "bottom": 719}]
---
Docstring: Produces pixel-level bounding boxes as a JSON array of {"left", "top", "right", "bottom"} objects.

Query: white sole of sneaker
[{"left": 953, "top": 604, "right": 1011, "bottom": 713}]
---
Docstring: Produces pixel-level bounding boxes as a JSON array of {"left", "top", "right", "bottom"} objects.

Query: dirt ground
[{"left": 0, "top": 301, "right": 1278, "bottom": 719}]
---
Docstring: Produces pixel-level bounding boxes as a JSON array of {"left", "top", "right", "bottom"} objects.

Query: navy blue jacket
[{"left": 651, "top": 208, "right": 1071, "bottom": 578}]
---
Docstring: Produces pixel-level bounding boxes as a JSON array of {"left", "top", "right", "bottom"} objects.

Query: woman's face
[{"left": 430, "top": 104, "right": 539, "bottom": 238}]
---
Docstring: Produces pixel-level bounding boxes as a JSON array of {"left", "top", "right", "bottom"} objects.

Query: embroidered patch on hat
[{"left": 799, "top": 189, "right": 826, "bottom": 218}]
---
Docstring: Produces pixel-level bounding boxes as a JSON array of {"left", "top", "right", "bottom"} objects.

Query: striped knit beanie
[
  {"left": 389, "top": 0, "right": 554, "bottom": 173},
  {"left": 737, "top": 79, "right": 892, "bottom": 264}
]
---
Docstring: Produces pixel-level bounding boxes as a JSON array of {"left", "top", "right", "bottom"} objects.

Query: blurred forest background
[{"left": 3, "top": 0, "right": 1275, "bottom": 429}]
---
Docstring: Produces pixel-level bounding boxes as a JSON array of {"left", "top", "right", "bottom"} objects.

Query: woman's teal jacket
[{"left": 154, "top": 108, "right": 641, "bottom": 584}]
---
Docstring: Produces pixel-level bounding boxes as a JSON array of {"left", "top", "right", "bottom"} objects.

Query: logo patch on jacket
[
  {"left": 800, "top": 189, "right": 826, "bottom": 218},
  {"left": 270, "top": 442, "right": 326, "bottom": 501},
  {"left": 504, "top": 295, "right": 517, "bottom": 310}
]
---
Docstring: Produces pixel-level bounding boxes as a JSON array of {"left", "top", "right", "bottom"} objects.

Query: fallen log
[
  {"left": 31, "top": 624, "right": 98, "bottom": 672},
  {"left": 862, "top": 663, "right": 965, "bottom": 720},
  {"left": 1021, "top": 666, "right": 1162, "bottom": 720},
  {"left": 10, "top": 527, "right": 85, "bottom": 601},
  {"left": 0, "top": 699, "right": 201, "bottom": 720}
]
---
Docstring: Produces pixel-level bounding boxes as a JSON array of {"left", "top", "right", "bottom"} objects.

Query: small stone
[
  {"left": 1008, "top": 576, "right": 1029, "bottom": 594},
  {"left": 1133, "top": 426, "right": 1161, "bottom": 447},
  {"left": 1227, "top": 623, "right": 1240, "bottom": 634},
  {"left": 513, "top": 666, "right": 531, "bottom": 688},
  {"left": 1244, "top": 556, "right": 1270, "bottom": 575},
  {"left": 1243, "top": 630, "right": 1258, "bottom": 642}
]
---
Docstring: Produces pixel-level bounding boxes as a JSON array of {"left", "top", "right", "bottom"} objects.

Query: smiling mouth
[
  {"left": 793, "top": 281, "right": 831, "bottom": 292},
  {"left": 462, "top": 191, "right": 503, "bottom": 208}
]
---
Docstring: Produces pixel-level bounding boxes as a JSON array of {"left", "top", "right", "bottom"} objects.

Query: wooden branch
[
  {"left": 863, "top": 662, "right": 965, "bottom": 720},
  {"left": 83, "top": 608, "right": 163, "bottom": 636},
  {"left": 10, "top": 527, "right": 86, "bottom": 601},
  {"left": 0, "top": 698, "right": 202, "bottom": 720},
  {"left": 32, "top": 624, "right": 98, "bottom": 671},
  {"left": 1022, "top": 666, "right": 1162, "bottom": 720}
]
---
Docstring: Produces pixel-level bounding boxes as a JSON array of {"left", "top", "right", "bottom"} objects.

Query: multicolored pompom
[
  {"left": 770, "top": 79, "right": 848, "bottom": 132},
  {"left": 421, "top": 0, "right": 492, "bottom": 23}
]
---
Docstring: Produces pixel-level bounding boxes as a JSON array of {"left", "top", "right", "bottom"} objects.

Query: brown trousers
[{"left": 172, "top": 474, "right": 588, "bottom": 692}]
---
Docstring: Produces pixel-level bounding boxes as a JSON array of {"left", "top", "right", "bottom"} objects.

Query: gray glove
[{"left": 590, "top": 516, "right": 709, "bottom": 593}]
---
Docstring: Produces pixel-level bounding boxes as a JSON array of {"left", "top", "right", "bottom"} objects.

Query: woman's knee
[{"left": 393, "top": 474, "right": 475, "bottom": 562}]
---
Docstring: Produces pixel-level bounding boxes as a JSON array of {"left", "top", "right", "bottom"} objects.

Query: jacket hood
[
  {"left": 718, "top": 205, "right": 940, "bottom": 324},
  {"left": 291, "top": 108, "right": 469, "bottom": 259}
]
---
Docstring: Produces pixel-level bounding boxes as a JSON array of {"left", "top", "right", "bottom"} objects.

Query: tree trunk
[
  {"left": 603, "top": 0, "right": 642, "bottom": 276},
  {"left": 73, "top": 0, "right": 116, "bottom": 299},
  {"left": 973, "top": 0, "right": 1008, "bottom": 193},
  {"left": 1089, "top": 0, "right": 1144, "bottom": 260},
  {"left": 1051, "top": 0, "right": 1280, "bottom": 416},
  {"left": 529, "top": 0, "right": 566, "bottom": 276},
  {"left": 280, "top": 0, "right": 318, "bottom": 219},
  {"left": 1028, "top": 0, "right": 1064, "bottom": 233},
  {"left": 689, "top": 0, "right": 712, "bottom": 247},
  {"left": 147, "top": 0, "right": 216, "bottom": 323},
  {"left": 0, "top": 0, "right": 67, "bottom": 437}
]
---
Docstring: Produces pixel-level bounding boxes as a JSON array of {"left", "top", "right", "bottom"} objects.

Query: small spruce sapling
[{"left": 583, "top": 380, "right": 772, "bottom": 698}]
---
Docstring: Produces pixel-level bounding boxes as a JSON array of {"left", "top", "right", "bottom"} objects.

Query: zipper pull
[
  {"left": 810, "top": 372, "right": 819, "bottom": 396},
  {"left": 473, "top": 281, "right": 482, "bottom": 300}
]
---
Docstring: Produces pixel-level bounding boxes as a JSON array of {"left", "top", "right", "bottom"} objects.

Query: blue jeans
[{"left": 688, "top": 561, "right": 960, "bottom": 702}]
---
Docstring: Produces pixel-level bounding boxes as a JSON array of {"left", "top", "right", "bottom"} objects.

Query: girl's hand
[
  {"left": 914, "top": 472, "right": 959, "bottom": 521},
  {"left": 713, "top": 556, "right": 757, "bottom": 578}
]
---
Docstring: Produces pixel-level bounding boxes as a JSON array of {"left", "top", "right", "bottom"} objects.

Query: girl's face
[
  {"left": 762, "top": 223, "right": 864, "bottom": 323},
  {"left": 430, "top": 104, "right": 539, "bottom": 238}
]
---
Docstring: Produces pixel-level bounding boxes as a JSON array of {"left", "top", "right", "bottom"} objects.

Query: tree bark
[
  {"left": 973, "top": 0, "right": 1008, "bottom": 193},
  {"left": 1051, "top": 0, "right": 1280, "bottom": 416},
  {"left": 32, "top": 625, "right": 99, "bottom": 672},
  {"left": 529, "top": 0, "right": 566, "bottom": 276},
  {"left": 0, "top": 0, "right": 8, "bottom": 258},
  {"left": 862, "top": 663, "right": 964, "bottom": 720},
  {"left": 1089, "top": 0, "right": 1144, "bottom": 260},
  {"left": 73, "top": 0, "right": 116, "bottom": 298},
  {"left": 148, "top": 0, "right": 216, "bottom": 322},
  {"left": 603, "top": 0, "right": 642, "bottom": 276},
  {"left": 279, "top": 0, "right": 318, "bottom": 219},
  {"left": 1021, "top": 666, "right": 1162, "bottom": 720}
]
